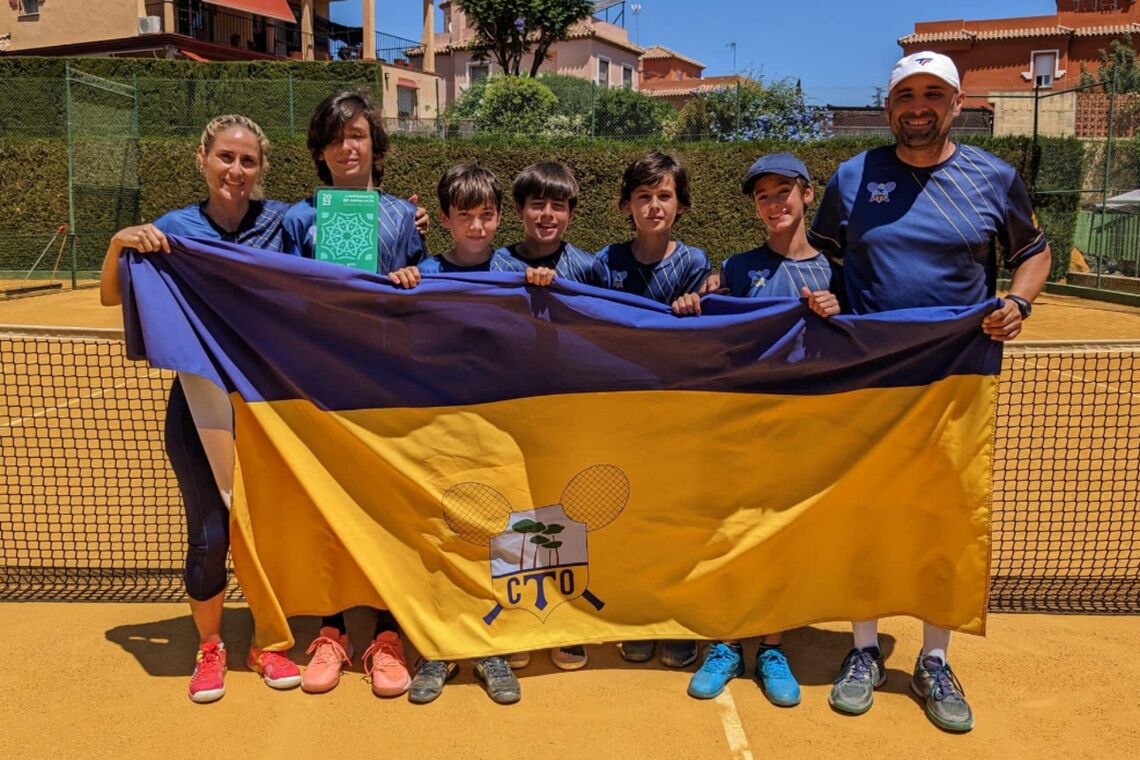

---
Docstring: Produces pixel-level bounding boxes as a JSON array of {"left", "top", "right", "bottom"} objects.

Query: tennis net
[{"left": 1, "top": 327, "right": 1137, "bottom": 611}]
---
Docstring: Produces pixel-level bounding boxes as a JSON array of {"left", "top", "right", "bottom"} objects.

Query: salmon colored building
[
  {"left": 638, "top": 45, "right": 751, "bottom": 110},
  {"left": 899, "top": 1, "right": 1140, "bottom": 107}
]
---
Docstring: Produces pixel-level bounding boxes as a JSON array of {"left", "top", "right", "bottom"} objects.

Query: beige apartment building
[
  {"left": 413, "top": 0, "right": 643, "bottom": 104},
  {"left": 1, "top": 1, "right": 441, "bottom": 123}
]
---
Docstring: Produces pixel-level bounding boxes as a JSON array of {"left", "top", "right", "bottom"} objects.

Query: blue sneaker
[
  {"left": 687, "top": 643, "right": 744, "bottom": 699},
  {"left": 756, "top": 647, "right": 801, "bottom": 706}
]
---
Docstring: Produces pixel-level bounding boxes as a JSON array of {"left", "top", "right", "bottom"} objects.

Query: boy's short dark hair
[
  {"left": 619, "top": 151, "right": 691, "bottom": 210},
  {"left": 437, "top": 163, "right": 502, "bottom": 215},
  {"left": 307, "top": 90, "right": 389, "bottom": 185},
  {"left": 512, "top": 161, "right": 580, "bottom": 210}
]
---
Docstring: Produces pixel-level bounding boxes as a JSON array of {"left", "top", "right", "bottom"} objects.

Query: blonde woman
[{"left": 101, "top": 114, "right": 301, "bottom": 703}]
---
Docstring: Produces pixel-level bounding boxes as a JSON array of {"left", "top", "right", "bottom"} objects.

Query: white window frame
[
  {"left": 597, "top": 56, "right": 611, "bottom": 88},
  {"left": 1030, "top": 49, "right": 1061, "bottom": 89},
  {"left": 466, "top": 60, "right": 492, "bottom": 88},
  {"left": 19, "top": 0, "right": 41, "bottom": 17},
  {"left": 622, "top": 64, "right": 634, "bottom": 89}
]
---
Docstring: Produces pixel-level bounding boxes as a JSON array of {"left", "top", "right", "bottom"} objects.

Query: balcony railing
[
  {"left": 325, "top": 28, "right": 424, "bottom": 70},
  {"left": 143, "top": 1, "right": 310, "bottom": 58},
  {"left": 142, "top": 2, "right": 421, "bottom": 66}
]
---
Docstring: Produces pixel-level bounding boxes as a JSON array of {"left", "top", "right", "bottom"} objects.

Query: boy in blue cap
[
  {"left": 681, "top": 152, "right": 838, "bottom": 703},
  {"left": 673, "top": 152, "right": 838, "bottom": 316}
]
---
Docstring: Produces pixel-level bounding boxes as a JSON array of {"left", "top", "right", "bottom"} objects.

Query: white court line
[
  {"left": 1, "top": 367, "right": 166, "bottom": 429},
  {"left": 715, "top": 690, "right": 755, "bottom": 760}
]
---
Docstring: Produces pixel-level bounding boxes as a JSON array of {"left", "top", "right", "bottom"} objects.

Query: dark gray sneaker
[
  {"left": 911, "top": 655, "right": 975, "bottom": 732},
  {"left": 828, "top": 647, "right": 886, "bottom": 715},
  {"left": 408, "top": 659, "right": 457, "bottom": 704},
  {"left": 474, "top": 656, "right": 521, "bottom": 704},
  {"left": 660, "top": 639, "right": 699, "bottom": 669},
  {"left": 619, "top": 640, "right": 656, "bottom": 663}
]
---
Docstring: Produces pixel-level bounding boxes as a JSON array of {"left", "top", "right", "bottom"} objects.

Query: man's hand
[
  {"left": 409, "top": 194, "right": 429, "bottom": 235},
  {"left": 672, "top": 292, "right": 702, "bottom": 316},
  {"left": 982, "top": 299, "right": 1023, "bottom": 342},
  {"left": 801, "top": 286, "right": 839, "bottom": 318},
  {"left": 525, "top": 267, "right": 556, "bottom": 287}
]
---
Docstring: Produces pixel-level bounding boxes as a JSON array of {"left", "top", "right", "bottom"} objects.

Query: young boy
[
  {"left": 596, "top": 150, "right": 711, "bottom": 671},
  {"left": 282, "top": 90, "right": 428, "bottom": 269},
  {"left": 281, "top": 91, "right": 428, "bottom": 700},
  {"left": 494, "top": 161, "right": 608, "bottom": 290},
  {"left": 683, "top": 152, "right": 838, "bottom": 703},
  {"left": 392, "top": 163, "right": 519, "bottom": 280},
  {"left": 389, "top": 163, "right": 524, "bottom": 706}
]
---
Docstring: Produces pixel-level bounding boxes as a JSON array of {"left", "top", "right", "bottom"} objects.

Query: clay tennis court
[{"left": 1, "top": 288, "right": 1138, "bottom": 759}]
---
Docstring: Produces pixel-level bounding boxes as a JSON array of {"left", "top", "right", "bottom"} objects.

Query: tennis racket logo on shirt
[{"left": 441, "top": 465, "right": 630, "bottom": 625}]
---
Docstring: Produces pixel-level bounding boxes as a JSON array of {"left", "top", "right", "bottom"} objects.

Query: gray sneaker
[
  {"left": 619, "top": 640, "right": 656, "bottom": 663},
  {"left": 408, "top": 659, "right": 457, "bottom": 704},
  {"left": 911, "top": 655, "right": 975, "bottom": 732},
  {"left": 660, "top": 639, "right": 699, "bottom": 668},
  {"left": 474, "top": 656, "right": 521, "bottom": 704},
  {"left": 828, "top": 647, "right": 886, "bottom": 715}
]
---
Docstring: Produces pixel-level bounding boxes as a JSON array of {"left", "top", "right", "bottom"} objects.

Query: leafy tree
[
  {"left": 1079, "top": 36, "right": 1140, "bottom": 92},
  {"left": 477, "top": 75, "right": 558, "bottom": 135},
  {"left": 674, "top": 76, "right": 830, "bottom": 142},
  {"left": 592, "top": 86, "right": 676, "bottom": 139},
  {"left": 455, "top": 0, "right": 596, "bottom": 77}
]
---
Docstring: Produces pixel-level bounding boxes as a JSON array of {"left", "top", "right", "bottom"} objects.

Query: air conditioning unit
[{"left": 138, "top": 16, "right": 161, "bottom": 35}]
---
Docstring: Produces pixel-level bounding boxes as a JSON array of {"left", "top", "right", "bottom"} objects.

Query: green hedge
[
  {"left": 0, "top": 57, "right": 383, "bottom": 139},
  {"left": 0, "top": 133, "right": 1080, "bottom": 276}
]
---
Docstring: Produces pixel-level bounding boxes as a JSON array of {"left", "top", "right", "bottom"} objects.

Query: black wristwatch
[{"left": 1006, "top": 294, "right": 1032, "bottom": 319}]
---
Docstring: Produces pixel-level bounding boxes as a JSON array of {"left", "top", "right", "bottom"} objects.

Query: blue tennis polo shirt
[{"left": 808, "top": 144, "right": 1048, "bottom": 313}]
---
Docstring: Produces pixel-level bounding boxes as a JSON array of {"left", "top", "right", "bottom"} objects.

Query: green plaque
[{"left": 314, "top": 188, "right": 379, "bottom": 272}]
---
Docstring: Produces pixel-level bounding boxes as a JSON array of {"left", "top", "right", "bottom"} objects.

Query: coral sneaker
[
  {"left": 302, "top": 626, "right": 354, "bottom": 694},
  {"left": 247, "top": 647, "right": 302, "bottom": 690},
  {"left": 362, "top": 631, "right": 411, "bottom": 697},
  {"left": 188, "top": 641, "right": 227, "bottom": 704}
]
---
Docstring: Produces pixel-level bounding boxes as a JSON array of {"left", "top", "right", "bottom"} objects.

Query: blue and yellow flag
[{"left": 122, "top": 237, "right": 1000, "bottom": 658}]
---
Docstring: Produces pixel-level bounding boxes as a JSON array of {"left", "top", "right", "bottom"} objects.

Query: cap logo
[{"left": 915, "top": 57, "right": 933, "bottom": 65}]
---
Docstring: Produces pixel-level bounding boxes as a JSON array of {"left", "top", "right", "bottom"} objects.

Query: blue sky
[{"left": 330, "top": 1, "right": 1052, "bottom": 105}]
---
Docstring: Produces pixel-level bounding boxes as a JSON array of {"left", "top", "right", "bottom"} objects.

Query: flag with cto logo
[{"left": 122, "top": 237, "right": 1000, "bottom": 658}]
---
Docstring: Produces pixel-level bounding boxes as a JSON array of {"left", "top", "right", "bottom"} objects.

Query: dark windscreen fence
[{"left": 1, "top": 327, "right": 1137, "bottom": 611}]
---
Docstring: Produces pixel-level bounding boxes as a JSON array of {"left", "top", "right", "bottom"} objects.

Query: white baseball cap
[{"left": 888, "top": 51, "right": 961, "bottom": 93}]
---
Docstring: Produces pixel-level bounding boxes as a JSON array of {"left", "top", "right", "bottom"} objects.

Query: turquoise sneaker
[
  {"left": 687, "top": 643, "right": 744, "bottom": 699},
  {"left": 755, "top": 646, "right": 801, "bottom": 706}
]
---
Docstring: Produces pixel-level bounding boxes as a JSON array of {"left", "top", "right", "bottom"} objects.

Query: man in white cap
[{"left": 808, "top": 51, "right": 1052, "bottom": 732}]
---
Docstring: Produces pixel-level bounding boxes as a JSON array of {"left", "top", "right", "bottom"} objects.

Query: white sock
[
  {"left": 852, "top": 620, "right": 879, "bottom": 651},
  {"left": 922, "top": 623, "right": 951, "bottom": 664}
]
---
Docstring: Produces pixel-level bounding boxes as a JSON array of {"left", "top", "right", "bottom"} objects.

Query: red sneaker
[
  {"left": 362, "top": 631, "right": 411, "bottom": 697},
  {"left": 188, "top": 641, "right": 227, "bottom": 704},
  {"left": 247, "top": 647, "right": 302, "bottom": 690}
]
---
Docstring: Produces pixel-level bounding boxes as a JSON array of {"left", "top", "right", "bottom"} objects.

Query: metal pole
[
  {"left": 590, "top": 81, "right": 596, "bottom": 138},
  {"left": 1098, "top": 70, "right": 1116, "bottom": 290},
  {"left": 288, "top": 71, "right": 296, "bottom": 139},
  {"left": 64, "top": 61, "right": 78, "bottom": 289},
  {"left": 131, "top": 72, "right": 140, "bottom": 140},
  {"left": 435, "top": 77, "right": 442, "bottom": 139},
  {"left": 1030, "top": 85, "right": 1040, "bottom": 194}
]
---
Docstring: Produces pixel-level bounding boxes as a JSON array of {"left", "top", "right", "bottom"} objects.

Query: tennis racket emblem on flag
[{"left": 442, "top": 465, "right": 630, "bottom": 625}]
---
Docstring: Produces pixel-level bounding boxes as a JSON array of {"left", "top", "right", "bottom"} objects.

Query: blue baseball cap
[{"left": 741, "top": 152, "right": 811, "bottom": 195}]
